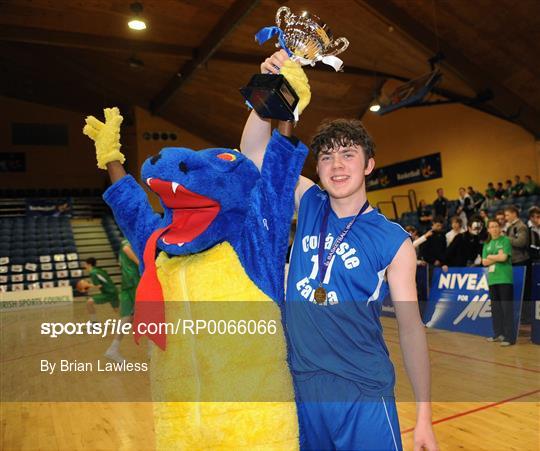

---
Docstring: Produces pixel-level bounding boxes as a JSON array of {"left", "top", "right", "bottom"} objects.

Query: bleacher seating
[
  {"left": 0, "top": 188, "right": 103, "bottom": 198},
  {"left": 398, "top": 194, "right": 539, "bottom": 231},
  {"left": 485, "top": 195, "right": 540, "bottom": 222},
  {"left": 400, "top": 211, "right": 420, "bottom": 229},
  {"left": 0, "top": 195, "right": 110, "bottom": 218},
  {"left": 102, "top": 216, "right": 124, "bottom": 255},
  {"left": 0, "top": 216, "right": 82, "bottom": 292},
  {"left": 1, "top": 186, "right": 537, "bottom": 294}
]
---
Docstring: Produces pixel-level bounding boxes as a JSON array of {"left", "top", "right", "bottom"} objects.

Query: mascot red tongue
[{"left": 134, "top": 178, "right": 220, "bottom": 350}]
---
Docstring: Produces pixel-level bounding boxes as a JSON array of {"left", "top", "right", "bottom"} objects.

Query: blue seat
[
  {"left": 25, "top": 256, "right": 39, "bottom": 264},
  {"left": 23, "top": 244, "right": 38, "bottom": 254}
]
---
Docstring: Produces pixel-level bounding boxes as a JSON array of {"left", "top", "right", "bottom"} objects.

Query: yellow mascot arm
[
  {"left": 83, "top": 107, "right": 126, "bottom": 170},
  {"left": 280, "top": 60, "right": 311, "bottom": 116}
]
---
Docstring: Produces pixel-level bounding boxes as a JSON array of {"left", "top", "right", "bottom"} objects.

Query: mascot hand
[
  {"left": 280, "top": 60, "right": 311, "bottom": 115},
  {"left": 83, "top": 107, "right": 125, "bottom": 170}
]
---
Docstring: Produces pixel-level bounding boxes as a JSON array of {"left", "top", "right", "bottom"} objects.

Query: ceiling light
[
  {"left": 128, "top": 19, "right": 146, "bottom": 30},
  {"left": 128, "top": 2, "right": 146, "bottom": 31},
  {"left": 369, "top": 103, "right": 381, "bottom": 112}
]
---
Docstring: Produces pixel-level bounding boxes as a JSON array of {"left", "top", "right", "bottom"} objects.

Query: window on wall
[{"left": 11, "top": 123, "right": 69, "bottom": 146}]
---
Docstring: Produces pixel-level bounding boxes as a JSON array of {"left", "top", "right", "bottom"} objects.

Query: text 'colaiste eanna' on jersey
[{"left": 285, "top": 185, "right": 409, "bottom": 398}]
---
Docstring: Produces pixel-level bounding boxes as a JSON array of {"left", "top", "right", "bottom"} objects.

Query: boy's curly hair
[{"left": 310, "top": 118, "right": 376, "bottom": 165}]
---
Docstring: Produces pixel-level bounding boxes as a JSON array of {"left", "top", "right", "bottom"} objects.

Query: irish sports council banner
[{"left": 423, "top": 267, "right": 525, "bottom": 337}]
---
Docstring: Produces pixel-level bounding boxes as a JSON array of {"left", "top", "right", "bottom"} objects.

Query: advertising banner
[
  {"left": 367, "top": 153, "right": 442, "bottom": 191},
  {"left": 423, "top": 266, "right": 525, "bottom": 337}
]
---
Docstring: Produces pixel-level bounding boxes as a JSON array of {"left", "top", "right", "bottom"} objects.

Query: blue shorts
[{"left": 295, "top": 373, "right": 402, "bottom": 451}]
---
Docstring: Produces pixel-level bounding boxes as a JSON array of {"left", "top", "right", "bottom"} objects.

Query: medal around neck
[
  {"left": 240, "top": 6, "right": 349, "bottom": 121},
  {"left": 314, "top": 285, "right": 327, "bottom": 304}
]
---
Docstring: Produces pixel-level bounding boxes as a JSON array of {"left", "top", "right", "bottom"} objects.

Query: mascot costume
[{"left": 83, "top": 61, "right": 310, "bottom": 450}]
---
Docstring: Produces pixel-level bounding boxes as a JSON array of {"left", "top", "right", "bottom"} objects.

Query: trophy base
[{"left": 240, "top": 74, "right": 299, "bottom": 121}]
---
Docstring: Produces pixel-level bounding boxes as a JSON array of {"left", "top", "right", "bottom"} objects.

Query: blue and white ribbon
[{"left": 255, "top": 26, "right": 292, "bottom": 56}]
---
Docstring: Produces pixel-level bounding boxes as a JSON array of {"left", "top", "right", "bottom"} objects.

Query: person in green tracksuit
[
  {"left": 482, "top": 219, "right": 514, "bottom": 346},
  {"left": 104, "top": 240, "right": 140, "bottom": 363},
  {"left": 118, "top": 239, "right": 140, "bottom": 317},
  {"left": 83, "top": 257, "right": 119, "bottom": 322}
]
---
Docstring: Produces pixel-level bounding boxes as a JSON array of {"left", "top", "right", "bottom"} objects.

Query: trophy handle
[
  {"left": 326, "top": 37, "right": 349, "bottom": 57},
  {"left": 276, "top": 6, "right": 291, "bottom": 28}
]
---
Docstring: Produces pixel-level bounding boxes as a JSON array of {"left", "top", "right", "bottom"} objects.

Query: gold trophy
[{"left": 240, "top": 6, "right": 349, "bottom": 121}]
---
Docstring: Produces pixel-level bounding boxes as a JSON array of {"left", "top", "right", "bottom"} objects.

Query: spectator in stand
[
  {"left": 482, "top": 219, "right": 514, "bottom": 347},
  {"left": 472, "top": 214, "right": 489, "bottom": 244},
  {"left": 504, "top": 206, "right": 531, "bottom": 324},
  {"left": 418, "top": 217, "right": 447, "bottom": 267},
  {"left": 405, "top": 225, "right": 430, "bottom": 317},
  {"left": 405, "top": 225, "right": 431, "bottom": 264},
  {"left": 523, "top": 175, "right": 539, "bottom": 196},
  {"left": 418, "top": 218, "right": 447, "bottom": 316},
  {"left": 494, "top": 182, "right": 505, "bottom": 200},
  {"left": 407, "top": 226, "right": 433, "bottom": 250},
  {"left": 479, "top": 209, "right": 490, "bottom": 228},
  {"left": 528, "top": 206, "right": 540, "bottom": 262},
  {"left": 405, "top": 225, "right": 419, "bottom": 243},
  {"left": 456, "top": 187, "right": 473, "bottom": 228},
  {"left": 512, "top": 175, "right": 525, "bottom": 197},
  {"left": 445, "top": 216, "right": 464, "bottom": 246},
  {"left": 444, "top": 218, "right": 484, "bottom": 267},
  {"left": 503, "top": 180, "right": 513, "bottom": 199},
  {"left": 417, "top": 199, "right": 433, "bottom": 233},
  {"left": 485, "top": 182, "right": 496, "bottom": 208},
  {"left": 433, "top": 188, "right": 449, "bottom": 221},
  {"left": 495, "top": 210, "right": 507, "bottom": 234},
  {"left": 467, "top": 186, "right": 485, "bottom": 212}
]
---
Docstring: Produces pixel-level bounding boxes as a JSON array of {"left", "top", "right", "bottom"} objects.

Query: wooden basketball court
[{"left": 1, "top": 300, "right": 538, "bottom": 450}]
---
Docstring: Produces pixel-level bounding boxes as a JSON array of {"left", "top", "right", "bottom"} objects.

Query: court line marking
[
  {"left": 385, "top": 338, "right": 540, "bottom": 374},
  {"left": 401, "top": 388, "right": 540, "bottom": 434}
]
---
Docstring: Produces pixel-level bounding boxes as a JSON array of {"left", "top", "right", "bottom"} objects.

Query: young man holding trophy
[{"left": 240, "top": 7, "right": 438, "bottom": 451}]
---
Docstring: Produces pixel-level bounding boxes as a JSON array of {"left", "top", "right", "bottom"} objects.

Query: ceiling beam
[
  {"left": 0, "top": 24, "right": 411, "bottom": 83},
  {"left": 149, "top": 0, "right": 260, "bottom": 114},
  {"left": 0, "top": 24, "right": 409, "bottom": 82},
  {"left": 359, "top": 0, "right": 540, "bottom": 137},
  {"left": 0, "top": 24, "right": 193, "bottom": 57}
]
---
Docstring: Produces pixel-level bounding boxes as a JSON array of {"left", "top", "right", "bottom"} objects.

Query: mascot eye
[{"left": 217, "top": 153, "right": 237, "bottom": 162}]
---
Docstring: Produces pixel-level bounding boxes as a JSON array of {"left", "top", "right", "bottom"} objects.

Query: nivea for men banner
[{"left": 424, "top": 267, "right": 525, "bottom": 337}]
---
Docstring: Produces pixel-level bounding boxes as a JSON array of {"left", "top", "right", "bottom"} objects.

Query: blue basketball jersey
[{"left": 285, "top": 184, "right": 409, "bottom": 397}]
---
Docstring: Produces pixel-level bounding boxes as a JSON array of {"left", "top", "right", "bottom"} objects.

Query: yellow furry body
[{"left": 151, "top": 241, "right": 298, "bottom": 450}]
